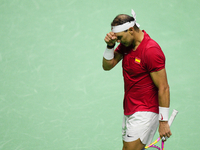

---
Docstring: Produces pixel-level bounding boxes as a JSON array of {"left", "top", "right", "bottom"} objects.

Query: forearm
[
  {"left": 102, "top": 58, "right": 114, "bottom": 70},
  {"left": 158, "top": 85, "right": 170, "bottom": 107}
]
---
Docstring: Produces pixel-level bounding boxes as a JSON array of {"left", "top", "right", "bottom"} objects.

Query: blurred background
[{"left": 0, "top": 0, "right": 199, "bottom": 149}]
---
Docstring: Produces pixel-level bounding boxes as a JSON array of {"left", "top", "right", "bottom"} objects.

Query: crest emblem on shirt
[{"left": 135, "top": 57, "right": 141, "bottom": 64}]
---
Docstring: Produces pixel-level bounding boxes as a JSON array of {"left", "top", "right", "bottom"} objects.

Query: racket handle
[{"left": 168, "top": 109, "right": 178, "bottom": 127}]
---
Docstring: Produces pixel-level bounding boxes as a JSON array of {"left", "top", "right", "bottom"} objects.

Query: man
[{"left": 102, "top": 10, "right": 172, "bottom": 150}]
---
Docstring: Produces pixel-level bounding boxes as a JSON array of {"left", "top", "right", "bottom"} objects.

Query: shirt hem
[{"left": 124, "top": 109, "right": 159, "bottom": 116}]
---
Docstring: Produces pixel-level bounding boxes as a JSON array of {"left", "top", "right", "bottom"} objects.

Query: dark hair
[{"left": 111, "top": 14, "right": 139, "bottom": 31}]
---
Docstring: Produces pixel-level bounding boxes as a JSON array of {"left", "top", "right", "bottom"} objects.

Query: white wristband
[
  {"left": 103, "top": 47, "right": 114, "bottom": 60},
  {"left": 159, "top": 107, "right": 169, "bottom": 121}
]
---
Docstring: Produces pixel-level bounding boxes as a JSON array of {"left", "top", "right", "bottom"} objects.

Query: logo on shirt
[{"left": 135, "top": 57, "right": 141, "bottom": 64}]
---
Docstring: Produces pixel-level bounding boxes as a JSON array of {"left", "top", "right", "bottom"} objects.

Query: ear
[{"left": 128, "top": 27, "right": 134, "bottom": 35}]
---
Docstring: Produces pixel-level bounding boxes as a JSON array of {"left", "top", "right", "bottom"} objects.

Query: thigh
[
  {"left": 122, "top": 112, "right": 159, "bottom": 145},
  {"left": 122, "top": 138, "right": 145, "bottom": 150}
]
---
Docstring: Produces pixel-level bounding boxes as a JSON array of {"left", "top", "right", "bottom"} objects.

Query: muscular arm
[
  {"left": 150, "top": 68, "right": 172, "bottom": 139},
  {"left": 150, "top": 68, "right": 170, "bottom": 107},
  {"left": 102, "top": 50, "right": 122, "bottom": 70}
]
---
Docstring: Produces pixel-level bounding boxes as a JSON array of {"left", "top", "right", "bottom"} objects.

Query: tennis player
[{"left": 102, "top": 10, "right": 172, "bottom": 150}]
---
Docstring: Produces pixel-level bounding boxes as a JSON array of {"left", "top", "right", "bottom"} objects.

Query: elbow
[
  {"left": 102, "top": 65, "right": 112, "bottom": 71},
  {"left": 102, "top": 60, "right": 113, "bottom": 71},
  {"left": 159, "top": 84, "right": 170, "bottom": 93},
  {"left": 165, "top": 84, "right": 170, "bottom": 92}
]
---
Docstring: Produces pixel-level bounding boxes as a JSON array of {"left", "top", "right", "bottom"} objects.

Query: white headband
[{"left": 111, "top": 9, "right": 140, "bottom": 33}]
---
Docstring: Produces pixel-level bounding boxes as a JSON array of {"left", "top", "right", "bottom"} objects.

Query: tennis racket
[{"left": 144, "top": 109, "right": 178, "bottom": 150}]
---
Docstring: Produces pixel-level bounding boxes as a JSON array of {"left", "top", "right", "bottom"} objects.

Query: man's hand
[
  {"left": 159, "top": 121, "right": 172, "bottom": 141},
  {"left": 104, "top": 32, "right": 117, "bottom": 46}
]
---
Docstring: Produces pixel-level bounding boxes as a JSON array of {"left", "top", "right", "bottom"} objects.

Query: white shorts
[{"left": 122, "top": 111, "right": 159, "bottom": 145}]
